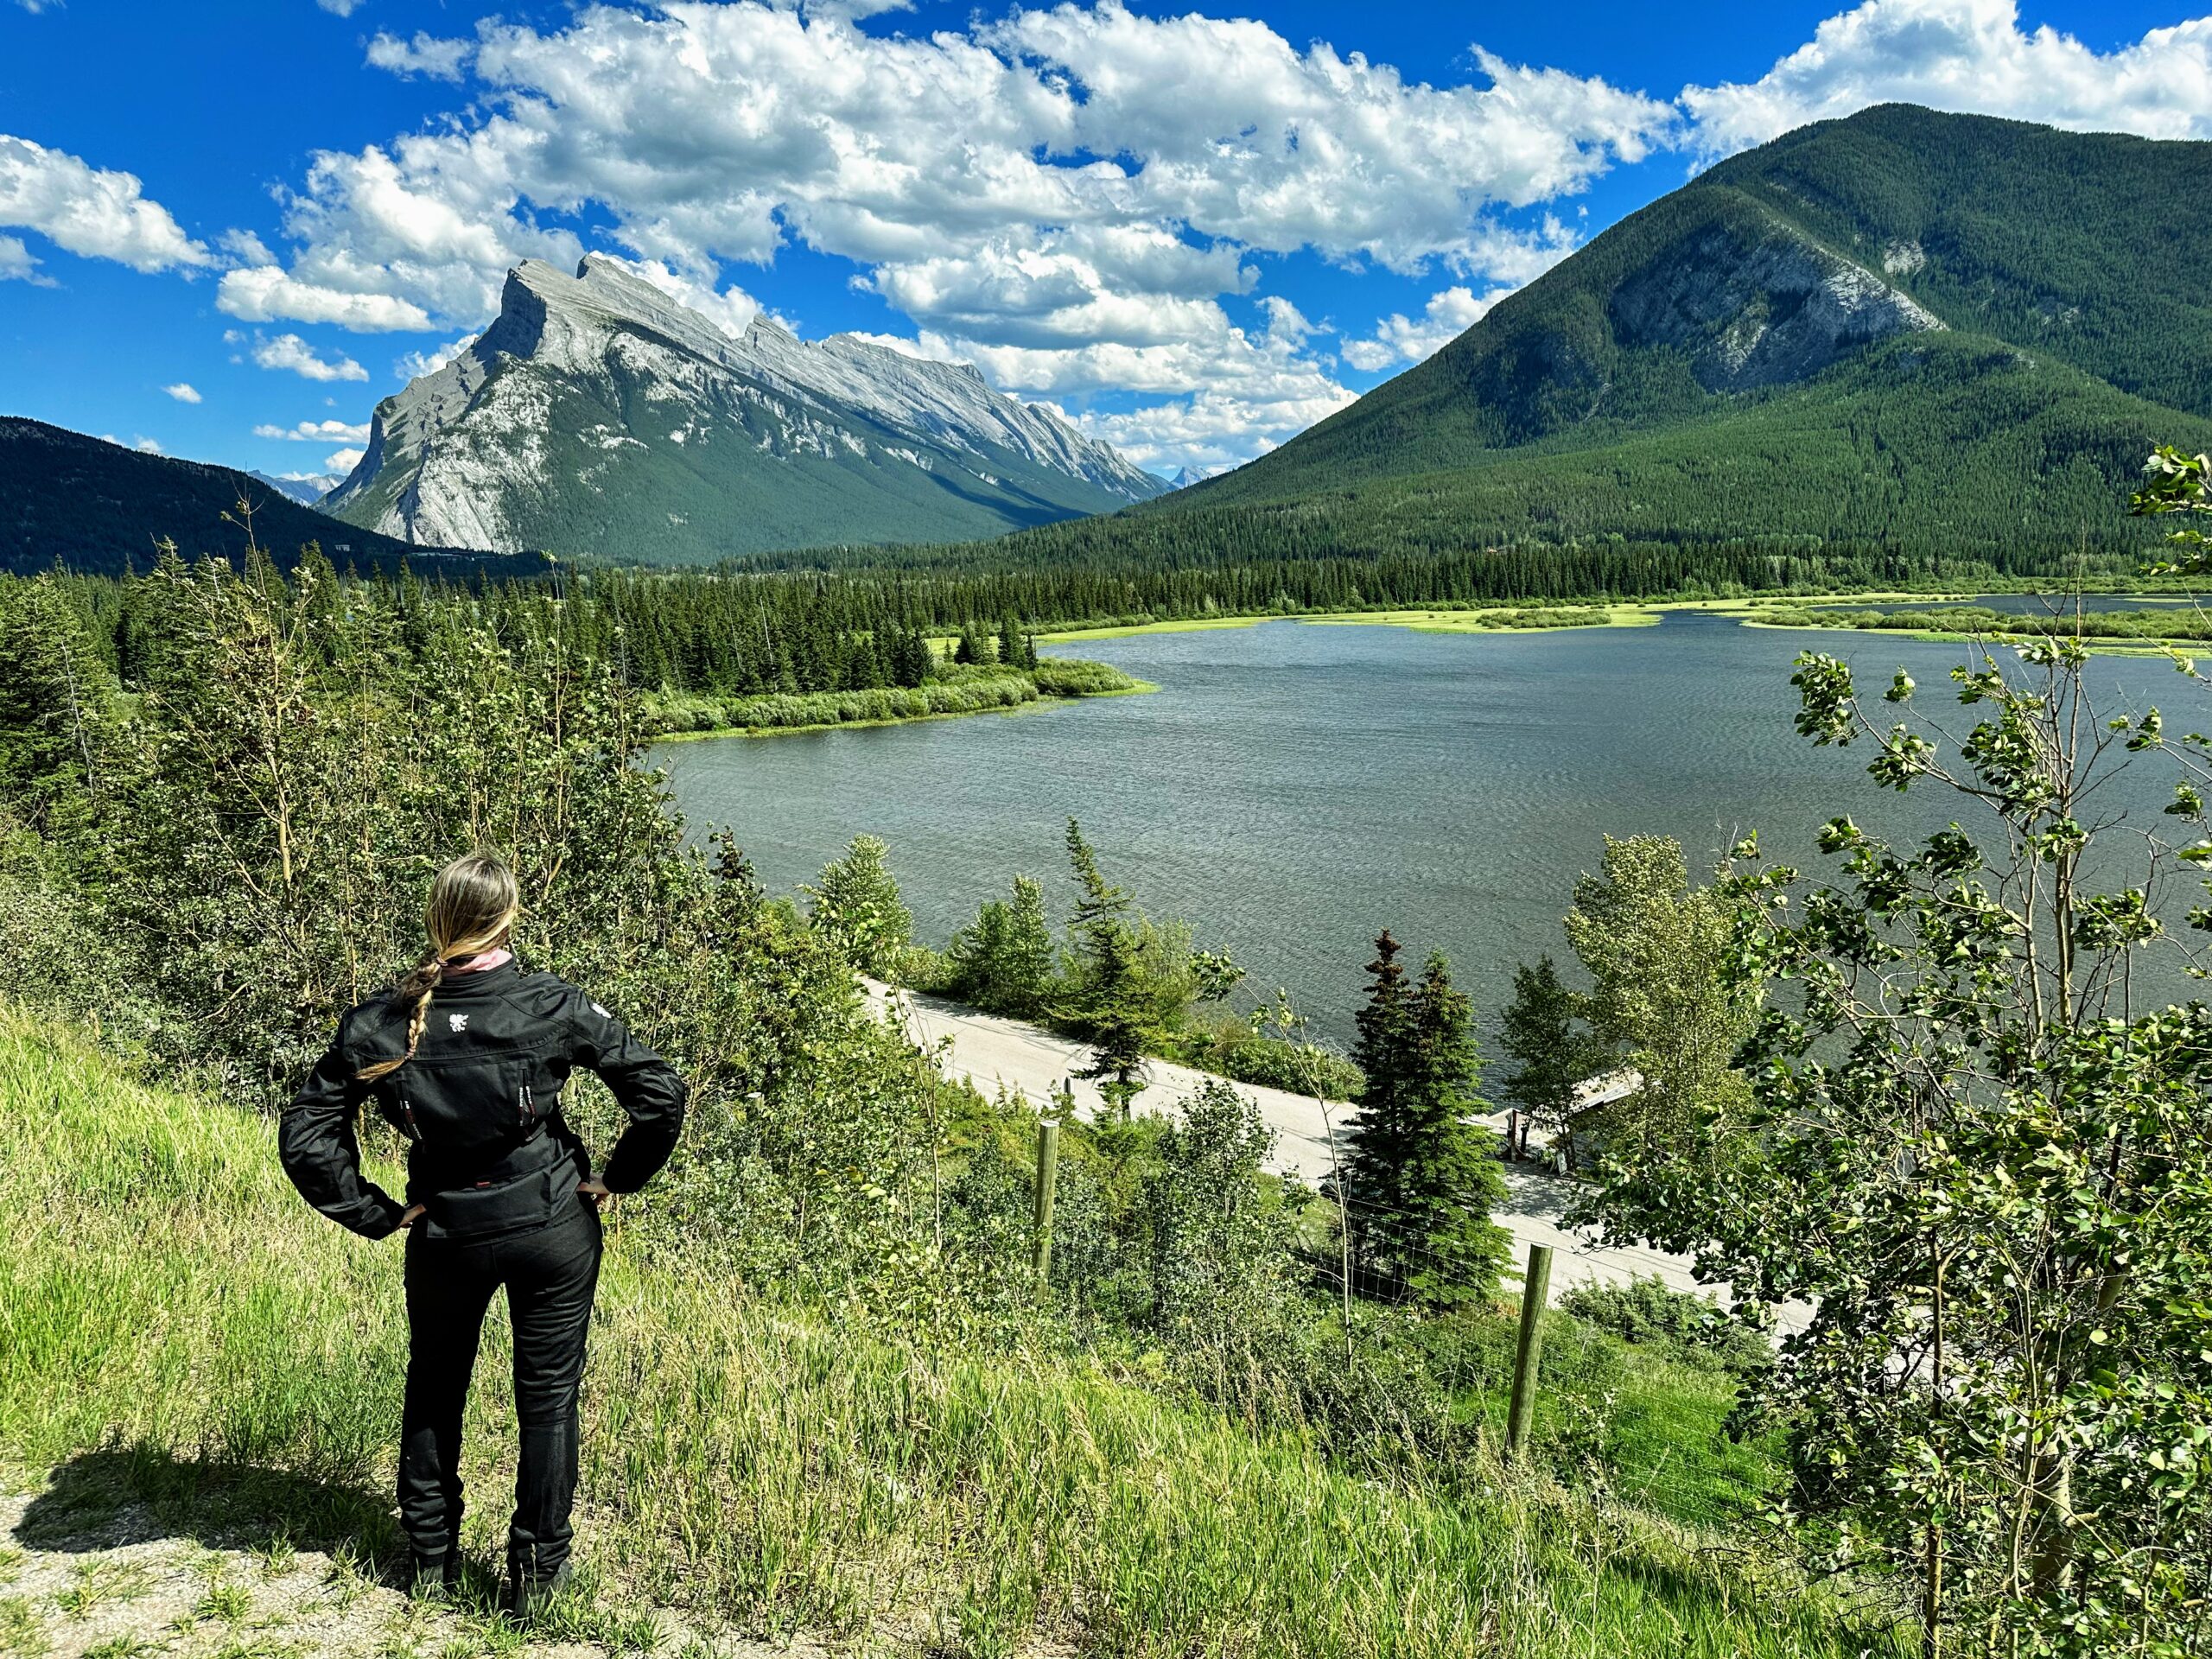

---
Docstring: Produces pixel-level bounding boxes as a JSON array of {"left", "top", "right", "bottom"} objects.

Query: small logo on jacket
[{"left": 448, "top": 1013, "right": 470, "bottom": 1033}]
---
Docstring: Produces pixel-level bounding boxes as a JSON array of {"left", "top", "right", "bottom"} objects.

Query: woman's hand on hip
[{"left": 578, "top": 1177, "right": 613, "bottom": 1211}]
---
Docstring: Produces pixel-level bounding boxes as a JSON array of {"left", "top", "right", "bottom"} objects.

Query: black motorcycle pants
[{"left": 397, "top": 1197, "right": 602, "bottom": 1579}]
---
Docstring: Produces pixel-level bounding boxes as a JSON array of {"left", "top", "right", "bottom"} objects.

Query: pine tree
[
  {"left": 802, "top": 834, "right": 912, "bottom": 980},
  {"left": 1350, "top": 929, "right": 1410, "bottom": 1128},
  {"left": 954, "top": 620, "right": 992, "bottom": 665},
  {"left": 1344, "top": 939, "right": 1510, "bottom": 1303},
  {"left": 1498, "top": 955, "right": 1612, "bottom": 1152},
  {"left": 946, "top": 873, "right": 1056, "bottom": 1017},
  {"left": 997, "top": 614, "right": 1024, "bottom": 671},
  {"left": 1058, "top": 817, "right": 1152, "bottom": 1116},
  {"left": 0, "top": 576, "right": 113, "bottom": 846}
]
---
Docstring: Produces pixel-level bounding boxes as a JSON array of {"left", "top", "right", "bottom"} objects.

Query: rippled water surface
[{"left": 660, "top": 612, "right": 2193, "bottom": 1043}]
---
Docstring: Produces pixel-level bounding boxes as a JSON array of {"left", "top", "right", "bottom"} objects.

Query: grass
[
  {"left": 0, "top": 1008, "right": 1904, "bottom": 1657},
  {"left": 1731, "top": 599, "right": 2212, "bottom": 656},
  {"left": 192, "top": 1580, "right": 255, "bottom": 1624},
  {"left": 1037, "top": 588, "right": 2196, "bottom": 646},
  {"left": 1042, "top": 608, "right": 1658, "bottom": 642},
  {"left": 1039, "top": 617, "right": 1274, "bottom": 642},
  {"left": 652, "top": 678, "right": 1159, "bottom": 744},
  {"left": 648, "top": 661, "right": 1153, "bottom": 741},
  {"left": 1295, "top": 607, "right": 1659, "bottom": 634},
  {"left": 54, "top": 1561, "right": 150, "bottom": 1619}
]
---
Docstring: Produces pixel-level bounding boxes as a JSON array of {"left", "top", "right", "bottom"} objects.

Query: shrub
[
  {"left": 1176, "top": 1013, "right": 1364, "bottom": 1099},
  {"left": 1557, "top": 1275, "right": 1770, "bottom": 1376}
]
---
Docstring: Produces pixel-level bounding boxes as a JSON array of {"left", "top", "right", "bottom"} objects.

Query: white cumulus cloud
[
  {"left": 365, "top": 30, "right": 474, "bottom": 82},
  {"left": 393, "top": 333, "right": 478, "bottom": 382},
  {"left": 1342, "top": 285, "right": 1510, "bottom": 372},
  {"left": 20, "top": 0, "right": 2212, "bottom": 474},
  {"left": 207, "top": 1, "right": 1681, "bottom": 465},
  {"left": 1684, "top": 0, "right": 2212, "bottom": 156},
  {"left": 256, "top": 417, "right": 372, "bottom": 444},
  {"left": 219, "top": 264, "right": 433, "bottom": 331},
  {"left": 252, "top": 332, "right": 369, "bottom": 382},
  {"left": 162, "top": 382, "right": 202, "bottom": 403},
  {"left": 0, "top": 233, "right": 44, "bottom": 283},
  {"left": 596, "top": 256, "right": 764, "bottom": 339},
  {"left": 323, "top": 447, "right": 365, "bottom": 473},
  {"left": 0, "top": 134, "right": 212, "bottom": 273},
  {"left": 220, "top": 228, "right": 277, "bottom": 266}
]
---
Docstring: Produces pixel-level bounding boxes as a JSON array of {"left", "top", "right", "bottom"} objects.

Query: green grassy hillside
[{"left": 0, "top": 1009, "right": 1899, "bottom": 1656}]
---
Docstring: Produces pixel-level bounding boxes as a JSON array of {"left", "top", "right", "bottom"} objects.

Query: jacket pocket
[
  {"left": 383, "top": 1058, "right": 544, "bottom": 1152},
  {"left": 518, "top": 1059, "right": 564, "bottom": 1130}
]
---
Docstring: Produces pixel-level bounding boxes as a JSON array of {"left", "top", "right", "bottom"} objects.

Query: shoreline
[
  {"left": 1035, "top": 589, "right": 2158, "bottom": 644},
  {"left": 662, "top": 587, "right": 2212, "bottom": 740},
  {"left": 651, "top": 677, "right": 1158, "bottom": 742},
  {"left": 1733, "top": 617, "right": 2212, "bottom": 656},
  {"left": 1044, "top": 605, "right": 1656, "bottom": 642}
]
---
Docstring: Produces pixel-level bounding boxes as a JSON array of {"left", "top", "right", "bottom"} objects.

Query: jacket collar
[{"left": 431, "top": 959, "right": 522, "bottom": 1000}]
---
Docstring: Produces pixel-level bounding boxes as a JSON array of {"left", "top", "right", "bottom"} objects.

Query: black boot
[
  {"left": 406, "top": 1551, "right": 459, "bottom": 1597},
  {"left": 503, "top": 1557, "right": 571, "bottom": 1622}
]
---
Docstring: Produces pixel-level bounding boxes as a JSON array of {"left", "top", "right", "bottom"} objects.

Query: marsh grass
[{"left": 0, "top": 1011, "right": 1902, "bottom": 1657}]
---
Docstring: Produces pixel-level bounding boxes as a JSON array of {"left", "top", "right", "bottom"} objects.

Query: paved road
[{"left": 867, "top": 982, "right": 1807, "bottom": 1330}]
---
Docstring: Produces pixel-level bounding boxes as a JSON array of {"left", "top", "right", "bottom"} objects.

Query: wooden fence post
[
  {"left": 1032, "top": 1121, "right": 1060, "bottom": 1291},
  {"left": 1506, "top": 1243, "right": 1554, "bottom": 1461}
]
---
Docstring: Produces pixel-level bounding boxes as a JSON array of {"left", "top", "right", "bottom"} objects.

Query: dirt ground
[{"left": 0, "top": 1482, "right": 823, "bottom": 1659}]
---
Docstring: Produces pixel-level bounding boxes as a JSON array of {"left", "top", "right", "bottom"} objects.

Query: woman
[{"left": 279, "top": 852, "right": 687, "bottom": 1618}]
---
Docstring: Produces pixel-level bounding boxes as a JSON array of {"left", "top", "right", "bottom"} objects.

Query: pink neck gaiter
[{"left": 442, "top": 947, "right": 513, "bottom": 976}]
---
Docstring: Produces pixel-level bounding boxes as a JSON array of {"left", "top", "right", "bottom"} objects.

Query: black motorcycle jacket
[{"left": 280, "top": 960, "right": 688, "bottom": 1243}]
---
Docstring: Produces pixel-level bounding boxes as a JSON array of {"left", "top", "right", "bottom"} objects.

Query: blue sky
[{"left": 2, "top": 0, "right": 2205, "bottom": 483}]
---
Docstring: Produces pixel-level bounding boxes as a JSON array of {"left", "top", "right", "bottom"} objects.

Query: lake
[{"left": 659, "top": 610, "right": 2198, "bottom": 1046}]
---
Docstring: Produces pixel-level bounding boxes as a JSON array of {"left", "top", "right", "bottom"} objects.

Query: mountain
[
  {"left": 0, "top": 418, "right": 514, "bottom": 577},
  {"left": 987, "top": 106, "right": 2212, "bottom": 570},
  {"left": 322, "top": 256, "right": 1167, "bottom": 563},
  {"left": 246, "top": 470, "right": 345, "bottom": 507}
]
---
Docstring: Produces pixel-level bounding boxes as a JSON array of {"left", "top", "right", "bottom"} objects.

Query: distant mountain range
[
  {"left": 247, "top": 469, "right": 345, "bottom": 507},
  {"left": 0, "top": 418, "right": 518, "bottom": 576},
  {"left": 982, "top": 105, "right": 2212, "bottom": 569},
  {"left": 321, "top": 255, "right": 1166, "bottom": 563}
]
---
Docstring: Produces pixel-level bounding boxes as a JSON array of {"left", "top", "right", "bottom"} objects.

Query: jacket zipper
[{"left": 401, "top": 1096, "right": 422, "bottom": 1141}]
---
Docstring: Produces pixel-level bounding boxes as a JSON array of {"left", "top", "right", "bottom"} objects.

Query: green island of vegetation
[
  {"left": 1041, "top": 603, "right": 1644, "bottom": 643},
  {"left": 648, "top": 658, "right": 1149, "bottom": 741},
  {"left": 1739, "top": 599, "right": 2212, "bottom": 652},
  {"left": 641, "top": 615, "right": 1145, "bottom": 738}
]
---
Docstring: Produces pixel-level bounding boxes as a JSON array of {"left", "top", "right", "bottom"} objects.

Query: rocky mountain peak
[{"left": 323, "top": 256, "right": 1163, "bottom": 561}]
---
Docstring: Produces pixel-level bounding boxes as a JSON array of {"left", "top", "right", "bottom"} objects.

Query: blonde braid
[
  {"left": 357, "top": 956, "right": 447, "bottom": 1083},
  {"left": 353, "top": 852, "right": 519, "bottom": 1084}
]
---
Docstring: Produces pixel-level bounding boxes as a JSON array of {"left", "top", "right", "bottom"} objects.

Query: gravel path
[{"left": 870, "top": 982, "right": 1810, "bottom": 1332}]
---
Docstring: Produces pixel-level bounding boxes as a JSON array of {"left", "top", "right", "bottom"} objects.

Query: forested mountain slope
[
  {"left": 968, "top": 106, "right": 2211, "bottom": 570},
  {"left": 0, "top": 417, "right": 508, "bottom": 576}
]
